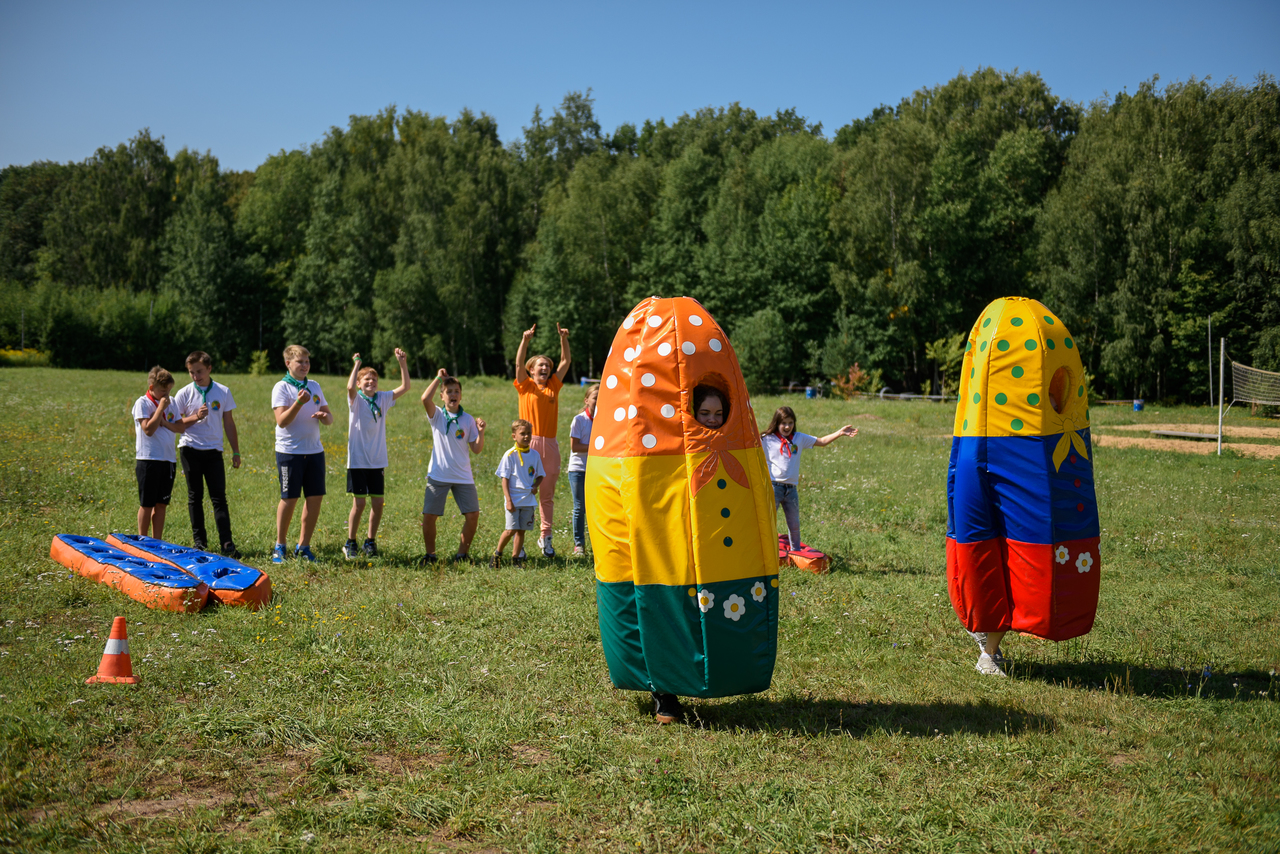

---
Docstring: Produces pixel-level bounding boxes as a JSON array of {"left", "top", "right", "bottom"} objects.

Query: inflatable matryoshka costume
[
  {"left": 947, "top": 297, "right": 1101, "bottom": 642},
  {"left": 587, "top": 297, "right": 780, "bottom": 698}
]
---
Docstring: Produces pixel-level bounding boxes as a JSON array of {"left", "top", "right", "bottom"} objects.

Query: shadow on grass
[
  {"left": 670, "top": 695, "right": 1053, "bottom": 737},
  {"left": 1011, "top": 660, "right": 1278, "bottom": 702}
]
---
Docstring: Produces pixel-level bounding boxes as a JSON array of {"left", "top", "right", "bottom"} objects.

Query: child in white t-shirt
[
  {"left": 491, "top": 419, "right": 544, "bottom": 568},
  {"left": 420, "top": 369, "right": 487, "bottom": 564},
  {"left": 760, "top": 405, "right": 858, "bottom": 550},
  {"left": 132, "top": 366, "right": 190, "bottom": 540},
  {"left": 172, "top": 350, "right": 242, "bottom": 556},
  {"left": 270, "top": 344, "right": 333, "bottom": 563},
  {"left": 343, "top": 348, "right": 411, "bottom": 561},
  {"left": 566, "top": 384, "right": 598, "bottom": 556}
]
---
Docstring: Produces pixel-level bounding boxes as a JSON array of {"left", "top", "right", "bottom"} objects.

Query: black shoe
[
  {"left": 513, "top": 555, "right": 526, "bottom": 568},
  {"left": 362, "top": 538, "right": 378, "bottom": 557},
  {"left": 488, "top": 553, "right": 501, "bottom": 569},
  {"left": 418, "top": 553, "right": 437, "bottom": 567},
  {"left": 652, "top": 693, "right": 683, "bottom": 725},
  {"left": 193, "top": 538, "right": 208, "bottom": 552},
  {"left": 451, "top": 552, "right": 471, "bottom": 565},
  {"left": 221, "top": 542, "right": 242, "bottom": 560}
]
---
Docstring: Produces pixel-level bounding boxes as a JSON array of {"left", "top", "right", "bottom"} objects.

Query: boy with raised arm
[
  {"left": 271, "top": 345, "right": 333, "bottom": 563},
  {"left": 172, "top": 351, "right": 242, "bottom": 557},
  {"left": 343, "top": 349, "right": 411, "bottom": 560},
  {"left": 491, "top": 419, "right": 544, "bottom": 568},
  {"left": 420, "top": 368, "right": 486, "bottom": 564}
]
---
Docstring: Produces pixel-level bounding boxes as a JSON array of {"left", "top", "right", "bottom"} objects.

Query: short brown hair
[
  {"left": 357, "top": 366, "right": 378, "bottom": 382},
  {"left": 147, "top": 366, "right": 174, "bottom": 388},
  {"left": 511, "top": 418, "right": 533, "bottom": 434},
  {"left": 185, "top": 351, "right": 212, "bottom": 369},
  {"left": 283, "top": 344, "right": 309, "bottom": 362},
  {"left": 441, "top": 376, "right": 462, "bottom": 392}
]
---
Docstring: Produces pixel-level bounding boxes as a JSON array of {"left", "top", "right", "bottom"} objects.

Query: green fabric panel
[{"left": 596, "top": 576, "right": 778, "bottom": 699}]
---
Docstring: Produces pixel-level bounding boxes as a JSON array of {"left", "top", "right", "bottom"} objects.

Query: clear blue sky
[{"left": 2, "top": 1, "right": 1277, "bottom": 173}]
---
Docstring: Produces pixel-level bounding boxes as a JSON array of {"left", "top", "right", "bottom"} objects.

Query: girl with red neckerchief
[{"left": 760, "top": 406, "right": 858, "bottom": 552}]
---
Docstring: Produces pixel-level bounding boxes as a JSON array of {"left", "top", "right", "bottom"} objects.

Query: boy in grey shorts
[
  {"left": 491, "top": 419, "right": 544, "bottom": 568},
  {"left": 420, "top": 369, "right": 486, "bottom": 564}
]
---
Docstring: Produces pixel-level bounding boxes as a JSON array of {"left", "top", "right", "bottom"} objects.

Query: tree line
[{"left": 1, "top": 68, "right": 1277, "bottom": 402}]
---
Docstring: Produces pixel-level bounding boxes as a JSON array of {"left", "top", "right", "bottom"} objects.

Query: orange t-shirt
[{"left": 514, "top": 375, "right": 563, "bottom": 438}]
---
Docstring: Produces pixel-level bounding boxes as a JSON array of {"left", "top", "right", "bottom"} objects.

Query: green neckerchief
[
  {"left": 281, "top": 373, "right": 309, "bottom": 394},
  {"left": 196, "top": 381, "right": 214, "bottom": 405},
  {"left": 443, "top": 405, "right": 465, "bottom": 435},
  {"left": 358, "top": 390, "right": 382, "bottom": 422}
]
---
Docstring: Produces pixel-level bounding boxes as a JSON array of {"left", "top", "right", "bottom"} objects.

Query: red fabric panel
[
  {"left": 1007, "top": 536, "right": 1100, "bottom": 641},
  {"left": 946, "top": 538, "right": 1011, "bottom": 632}
]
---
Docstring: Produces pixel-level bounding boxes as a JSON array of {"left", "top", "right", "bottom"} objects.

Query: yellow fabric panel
[
  {"left": 587, "top": 449, "right": 777, "bottom": 587},
  {"left": 953, "top": 297, "right": 1090, "bottom": 439}
]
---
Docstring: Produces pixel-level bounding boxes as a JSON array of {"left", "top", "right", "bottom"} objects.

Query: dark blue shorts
[
  {"left": 346, "top": 468, "right": 385, "bottom": 497},
  {"left": 276, "top": 452, "right": 326, "bottom": 500},
  {"left": 136, "top": 459, "right": 176, "bottom": 507}
]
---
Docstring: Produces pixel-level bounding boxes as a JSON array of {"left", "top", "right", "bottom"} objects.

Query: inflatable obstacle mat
[
  {"left": 106, "top": 533, "right": 271, "bottom": 610},
  {"left": 787, "top": 542, "right": 831, "bottom": 574},
  {"left": 49, "top": 535, "right": 209, "bottom": 613}
]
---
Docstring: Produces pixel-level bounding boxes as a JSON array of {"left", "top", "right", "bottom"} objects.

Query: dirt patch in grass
[
  {"left": 1107, "top": 423, "right": 1280, "bottom": 439},
  {"left": 1093, "top": 434, "right": 1280, "bottom": 459},
  {"left": 511, "top": 744, "right": 552, "bottom": 766},
  {"left": 364, "top": 751, "right": 447, "bottom": 775}
]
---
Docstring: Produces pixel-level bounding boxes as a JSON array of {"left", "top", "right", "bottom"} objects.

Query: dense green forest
[{"left": 2, "top": 69, "right": 1277, "bottom": 402}]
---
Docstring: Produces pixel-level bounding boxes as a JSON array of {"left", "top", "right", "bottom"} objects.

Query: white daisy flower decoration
[
  {"left": 723, "top": 594, "right": 746, "bottom": 622},
  {"left": 697, "top": 589, "right": 715, "bottom": 613},
  {"left": 750, "top": 581, "right": 766, "bottom": 602},
  {"left": 1054, "top": 545, "right": 1069, "bottom": 565},
  {"left": 1075, "top": 552, "right": 1094, "bottom": 574}
]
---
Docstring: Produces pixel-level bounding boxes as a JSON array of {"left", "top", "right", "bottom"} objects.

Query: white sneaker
[
  {"left": 572, "top": 546, "right": 585, "bottom": 556},
  {"left": 975, "top": 652, "right": 1006, "bottom": 677},
  {"left": 968, "top": 630, "right": 1006, "bottom": 669},
  {"left": 541, "top": 536, "right": 555, "bottom": 558}
]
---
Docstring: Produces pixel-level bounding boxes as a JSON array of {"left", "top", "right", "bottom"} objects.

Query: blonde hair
[
  {"left": 283, "top": 344, "right": 310, "bottom": 362},
  {"left": 357, "top": 366, "right": 378, "bottom": 382},
  {"left": 511, "top": 418, "right": 533, "bottom": 434},
  {"left": 147, "top": 366, "right": 174, "bottom": 389}
]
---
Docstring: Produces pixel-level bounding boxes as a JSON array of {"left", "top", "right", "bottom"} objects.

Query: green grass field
[{"left": 1, "top": 367, "right": 1277, "bottom": 853}]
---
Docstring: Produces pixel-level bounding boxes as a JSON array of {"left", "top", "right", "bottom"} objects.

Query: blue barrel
[
  {"left": 805, "top": 386, "right": 816, "bottom": 398},
  {"left": 1133, "top": 399, "right": 1144, "bottom": 411}
]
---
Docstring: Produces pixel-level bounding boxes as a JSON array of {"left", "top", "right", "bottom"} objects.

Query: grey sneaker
[
  {"left": 975, "top": 652, "right": 1006, "bottom": 677},
  {"left": 541, "top": 536, "right": 555, "bottom": 558},
  {"left": 968, "top": 630, "right": 1006, "bottom": 669}
]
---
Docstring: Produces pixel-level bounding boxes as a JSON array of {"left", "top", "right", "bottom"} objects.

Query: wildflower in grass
[
  {"left": 723, "top": 594, "right": 746, "bottom": 621},
  {"left": 697, "top": 589, "right": 715, "bottom": 613},
  {"left": 1055, "top": 545, "right": 1069, "bottom": 565},
  {"left": 751, "top": 581, "right": 766, "bottom": 602},
  {"left": 1075, "top": 552, "right": 1094, "bottom": 573}
]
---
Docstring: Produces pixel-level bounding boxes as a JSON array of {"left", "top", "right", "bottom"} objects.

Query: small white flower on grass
[
  {"left": 750, "top": 581, "right": 766, "bottom": 602},
  {"left": 1055, "top": 545, "right": 1069, "bottom": 565},
  {"left": 1076, "top": 552, "right": 1094, "bottom": 573},
  {"left": 697, "top": 589, "right": 715, "bottom": 613},
  {"left": 723, "top": 594, "right": 746, "bottom": 621}
]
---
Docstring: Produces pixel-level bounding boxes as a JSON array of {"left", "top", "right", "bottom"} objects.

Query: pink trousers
[{"left": 530, "top": 436, "right": 560, "bottom": 539}]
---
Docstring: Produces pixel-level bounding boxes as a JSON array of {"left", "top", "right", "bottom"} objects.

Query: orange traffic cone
[{"left": 85, "top": 617, "right": 139, "bottom": 684}]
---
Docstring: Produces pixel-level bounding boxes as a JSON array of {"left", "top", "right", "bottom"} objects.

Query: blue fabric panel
[{"left": 948, "top": 432, "right": 1099, "bottom": 546}]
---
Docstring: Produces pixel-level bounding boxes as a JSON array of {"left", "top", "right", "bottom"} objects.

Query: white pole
[
  {"left": 1217, "top": 337, "right": 1225, "bottom": 456},
  {"left": 1207, "top": 316, "right": 1213, "bottom": 405}
]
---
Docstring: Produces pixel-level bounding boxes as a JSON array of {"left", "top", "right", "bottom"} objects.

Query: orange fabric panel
[{"left": 514, "top": 375, "right": 563, "bottom": 438}]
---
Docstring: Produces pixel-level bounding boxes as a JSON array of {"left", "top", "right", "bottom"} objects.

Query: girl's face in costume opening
[
  {"left": 695, "top": 394, "right": 725, "bottom": 430},
  {"left": 778, "top": 417, "right": 795, "bottom": 438}
]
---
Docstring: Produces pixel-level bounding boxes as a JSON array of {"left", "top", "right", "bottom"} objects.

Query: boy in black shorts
[{"left": 132, "top": 366, "right": 187, "bottom": 539}]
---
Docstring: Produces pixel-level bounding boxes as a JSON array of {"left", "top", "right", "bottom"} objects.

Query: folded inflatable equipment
[
  {"left": 49, "top": 535, "right": 209, "bottom": 613},
  {"left": 946, "top": 297, "right": 1100, "bottom": 642},
  {"left": 588, "top": 296, "right": 779, "bottom": 700},
  {"left": 778, "top": 535, "right": 830, "bottom": 574},
  {"left": 106, "top": 533, "right": 271, "bottom": 610}
]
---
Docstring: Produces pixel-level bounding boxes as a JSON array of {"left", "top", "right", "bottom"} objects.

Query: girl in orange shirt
[{"left": 513, "top": 323, "right": 572, "bottom": 556}]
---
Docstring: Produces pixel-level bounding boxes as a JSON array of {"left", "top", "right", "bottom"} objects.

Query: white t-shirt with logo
[
  {"left": 494, "top": 446, "right": 545, "bottom": 507},
  {"left": 347, "top": 390, "right": 396, "bottom": 470},
  {"left": 132, "top": 395, "right": 179, "bottom": 462},
  {"left": 761, "top": 432, "right": 817, "bottom": 484},
  {"left": 427, "top": 407, "right": 480, "bottom": 483},
  {"left": 174, "top": 381, "right": 236, "bottom": 451},
  {"left": 568, "top": 411, "right": 594, "bottom": 473},
  {"left": 271, "top": 378, "right": 328, "bottom": 455}
]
